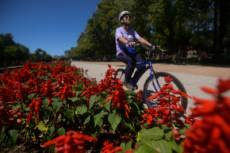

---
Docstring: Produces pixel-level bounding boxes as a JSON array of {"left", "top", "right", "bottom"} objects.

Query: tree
[
  {"left": 31, "top": 48, "right": 52, "bottom": 62},
  {"left": 214, "top": 0, "right": 230, "bottom": 57},
  {"left": 0, "top": 33, "right": 30, "bottom": 66}
]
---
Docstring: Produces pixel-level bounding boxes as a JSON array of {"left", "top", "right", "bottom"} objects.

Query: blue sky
[{"left": 0, "top": 0, "right": 101, "bottom": 56}]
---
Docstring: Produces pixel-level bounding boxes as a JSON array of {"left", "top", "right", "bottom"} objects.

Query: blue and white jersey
[{"left": 115, "top": 26, "right": 140, "bottom": 55}]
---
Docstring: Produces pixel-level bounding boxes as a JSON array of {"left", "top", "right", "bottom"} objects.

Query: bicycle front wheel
[
  {"left": 115, "top": 68, "right": 125, "bottom": 83},
  {"left": 143, "top": 72, "right": 188, "bottom": 111}
]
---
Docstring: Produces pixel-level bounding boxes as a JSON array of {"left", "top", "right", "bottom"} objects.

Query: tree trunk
[{"left": 213, "top": 0, "right": 224, "bottom": 57}]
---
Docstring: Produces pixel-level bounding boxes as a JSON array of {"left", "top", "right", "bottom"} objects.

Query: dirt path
[{"left": 78, "top": 61, "right": 230, "bottom": 78}]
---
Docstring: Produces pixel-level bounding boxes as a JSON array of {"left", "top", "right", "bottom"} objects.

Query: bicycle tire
[{"left": 143, "top": 72, "right": 188, "bottom": 111}]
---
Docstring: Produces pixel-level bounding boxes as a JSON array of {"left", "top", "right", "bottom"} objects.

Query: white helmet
[{"left": 118, "top": 11, "right": 131, "bottom": 21}]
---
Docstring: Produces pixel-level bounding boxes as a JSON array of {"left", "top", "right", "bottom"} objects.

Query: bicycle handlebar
[{"left": 128, "top": 41, "right": 166, "bottom": 58}]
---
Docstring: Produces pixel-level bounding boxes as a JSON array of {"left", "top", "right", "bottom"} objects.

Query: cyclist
[{"left": 115, "top": 10, "right": 155, "bottom": 90}]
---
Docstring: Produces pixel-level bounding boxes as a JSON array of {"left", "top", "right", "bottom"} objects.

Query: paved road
[{"left": 71, "top": 61, "right": 230, "bottom": 113}]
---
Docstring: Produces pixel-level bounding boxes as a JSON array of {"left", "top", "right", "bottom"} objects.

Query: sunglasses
[{"left": 123, "top": 15, "right": 131, "bottom": 19}]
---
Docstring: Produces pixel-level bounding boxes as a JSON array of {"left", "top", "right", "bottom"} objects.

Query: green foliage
[
  {"left": 31, "top": 48, "right": 52, "bottom": 62},
  {"left": 136, "top": 127, "right": 183, "bottom": 153},
  {"left": 0, "top": 33, "right": 53, "bottom": 67},
  {"left": 137, "top": 127, "right": 164, "bottom": 141},
  {"left": 57, "top": 127, "right": 66, "bottom": 135},
  {"left": 37, "top": 121, "right": 49, "bottom": 133},
  {"left": 8, "top": 130, "right": 19, "bottom": 145},
  {"left": 0, "top": 33, "right": 30, "bottom": 67},
  {"left": 108, "top": 110, "right": 122, "bottom": 131}
]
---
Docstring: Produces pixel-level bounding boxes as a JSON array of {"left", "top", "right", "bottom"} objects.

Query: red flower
[
  {"left": 56, "top": 84, "right": 74, "bottom": 100},
  {"left": 82, "top": 66, "right": 131, "bottom": 117},
  {"left": 172, "top": 128, "right": 181, "bottom": 141},
  {"left": 164, "top": 76, "right": 173, "bottom": 83},
  {"left": 142, "top": 77, "right": 189, "bottom": 128},
  {"left": 101, "top": 141, "right": 122, "bottom": 153},
  {"left": 183, "top": 78, "right": 230, "bottom": 153},
  {"left": 125, "top": 149, "right": 134, "bottom": 153},
  {"left": 26, "top": 112, "right": 33, "bottom": 125},
  {"left": 28, "top": 97, "right": 42, "bottom": 113},
  {"left": 41, "top": 131, "right": 96, "bottom": 153}
]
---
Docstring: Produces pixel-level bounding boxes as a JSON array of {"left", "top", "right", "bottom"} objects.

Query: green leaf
[
  {"left": 152, "top": 140, "right": 172, "bottom": 153},
  {"left": 135, "top": 144, "right": 157, "bottom": 153},
  {"left": 161, "top": 125, "right": 171, "bottom": 131},
  {"left": 136, "top": 140, "right": 172, "bottom": 153},
  {"left": 94, "top": 111, "right": 107, "bottom": 127},
  {"left": 28, "top": 93, "right": 36, "bottom": 99},
  {"left": 0, "top": 128, "right": 6, "bottom": 143},
  {"left": 124, "top": 121, "right": 135, "bottom": 131},
  {"left": 108, "top": 111, "right": 122, "bottom": 131},
  {"left": 57, "top": 127, "right": 65, "bottom": 135},
  {"left": 179, "top": 128, "right": 187, "bottom": 135},
  {"left": 43, "top": 98, "right": 49, "bottom": 108},
  {"left": 84, "top": 115, "right": 91, "bottom": 125},
  {"left": 138, "top": 127, "right": 164, "bottom": 142},
  {"left": 75, "top": 104, "right": 88, "bottom": 115},
  {"left": 22, "top": 103, "right": 30, "bottom": 111},
  {"left": 165, "top": 131, "right": 172, "bottom": 141},
  {"left": 69, "top": 91, "right": 81, "bottom": 102},
  {"left": 12, "top": 104, "right": 20, "bottom": 109},
  {"left": 52, "top": 98, "right": 62, "bottom": 112},
  {"left": 89, "top": 95, "right": 97, "bottom": 109},
  {"left": 131, "top": 102, "right": 141, "bottom": 115},
  {"left": 76, "top": 83, "right": 83, "bottom": 90},
  {"left": 64, "top": 109, "right": 74, "bottom": 120},
  {"left": 37, "top": 121, "right": 48, "bottom": 133},
  {"left": 48, "top": 125, "right": 55, "bottom": 136},
  {"left": 120, "top": 141, "right": 132, "bottom": 153},
  {"left": 104, "top": 101, "right": 111, "bottom": 111},
  {"left": 168, "top": 140, "right": 182, "bottom": 153},
  {"left": 69, "top": 96, "right": 79, "bottom": 102},
  {"left": 8, "top": 130, "right": 18, "bottom": 145}
]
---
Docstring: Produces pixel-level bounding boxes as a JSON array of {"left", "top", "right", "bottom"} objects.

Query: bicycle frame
[{"left": 144, "top": 50, "right": 162, "bottom": 92}]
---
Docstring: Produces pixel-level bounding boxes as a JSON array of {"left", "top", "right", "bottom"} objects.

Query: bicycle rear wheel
[{"left": 143, "top": 72, "right": 188, "bottom": 111}]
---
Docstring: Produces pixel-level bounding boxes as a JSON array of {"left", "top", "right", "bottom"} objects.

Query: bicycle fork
[{"left": 148, "top": 61, "right": 161, "bottom": 92}]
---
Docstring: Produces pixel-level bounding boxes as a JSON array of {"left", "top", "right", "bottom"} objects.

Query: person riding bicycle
[{"left": 115, "top": 10, "right": 155, "bottom": 90}]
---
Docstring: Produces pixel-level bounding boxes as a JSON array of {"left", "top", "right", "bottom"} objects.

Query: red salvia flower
[
  {"left": 41, "top": 131, "right": 96, "bottom": 153},
  {"left": 28, "top": 97, "right": 42, "bottom": 113},
  {"left": 56, "top": 84, "right": 75, "bottom": 100},
  {"left": 82, "top": 65, "right": 131, "bottom": 117},
  {"left": 183, "top": 78, "right": 230, "bottom": 153},
  {"left": 142, "top": 76, "right": 190, "bottom": 128},
  {"left": 101, "top": 141, "right": 122, "bottom": 153}
]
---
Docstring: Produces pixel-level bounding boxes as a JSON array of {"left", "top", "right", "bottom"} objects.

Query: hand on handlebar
[
  {"left": 126, "top": 41, "right": 140, "bottom": 47},
  {"left": 150, "top": 45, "right": 165, "bottom": 52},
  {"left": 150, "top": 44, "right": 156, "bottom": 50}
]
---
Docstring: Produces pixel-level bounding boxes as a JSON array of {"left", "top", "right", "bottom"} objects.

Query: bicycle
[{"left": 115, "top": 45, "right": 188, "bottom": 111}]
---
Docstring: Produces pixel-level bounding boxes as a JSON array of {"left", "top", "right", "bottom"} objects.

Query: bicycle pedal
[
  {"left": 123, "top": 86, "right": 129, "bottom": 91},
  {"left": 145, "top": 101, "right": 158, "bottom": 108}
]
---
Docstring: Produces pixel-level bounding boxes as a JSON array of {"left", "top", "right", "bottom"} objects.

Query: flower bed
[{"left": 0, "top": 61, "right": 229, "bottom": 153}]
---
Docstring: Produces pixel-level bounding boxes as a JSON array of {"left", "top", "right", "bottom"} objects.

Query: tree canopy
[
  {"left": 0, "top": 33, "right": 52, "bottom": 67},
  {"left": 69, "top": 0, "right": 230, "bottom": 64}
]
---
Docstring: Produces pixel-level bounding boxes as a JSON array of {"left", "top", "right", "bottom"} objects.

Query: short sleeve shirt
[{"left": 115, "top": 26, "right": 141, "bottom": 55}]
